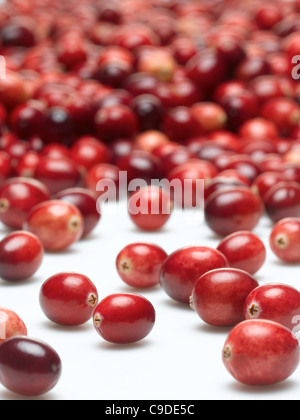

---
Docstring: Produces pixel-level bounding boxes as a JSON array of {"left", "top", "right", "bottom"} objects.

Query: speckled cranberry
[
  {"left": 222, "top": 320, "right": 300, "bottom": 386},
  {"left": 116, "top": 243, "right": 168, "bottom": 288},
  {"left": 190, "top": 268, "right": 259, "bottom": 327},
  {"left": 40, "top": 273, "right": 98, "bottom": 326},
  {"left": 244, "top": 283, "right": 300, "bottom": 331},
  {"left": 217, "top": 231, "right": 266, "bottom": 274},
  {"left": 93, "top": 293, "right": 156, "bottom": 344},
  {"left": 0, "top": 336, "right": 62, "bottom": 396},
  {"left": 160, "top": 246, "right": 229, "bottom": 304},
  {"left": 270, "top": 217, "right": 300, "bottom": 262},
  {"left": 0, "top": 308, "right": 27, "bottom": 345}
]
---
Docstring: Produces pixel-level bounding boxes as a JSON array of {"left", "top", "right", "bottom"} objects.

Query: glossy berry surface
[
  {"left": 270, "top": 218, "right": 300, "bottom": 262},
  {"left": 40, "top": 273, "right": 98, "bottom": 326},
  {"left": 191, "top": 268, "right": 259, "bottom": 327},
  {"left": 217, "top": 231, "right": 266, "bottom": 274},
  {"left": 0, "top": 308, "right": 27, "bottom": 345},
  {"left": 128, "top": 186, "right": 173, "bottom": 231},
  {"left": 24, "top": 200, "right": 84, "bottom": 252},
  {"left": 244, "top": 283, "right": 300, "bottom": 331},
  {"left": 205, "top": 187, "right": 263, "bottom": 236},
  {"left": 116, "top": 243, "right": 168, "bottom": 288},
  {"left": 93, "top": 293, "right": 156, "bottom": 344},
  {"left": 222, "top": 320, "right": 300, "bottom": 386},
  {"left": 0, "top": 336, "right": 62, "bottom": 396},
  {"left": 55, "top": 188, "right": 101, "bottom": 238},
  {"left": 264, "top": 182, "right": 300, "bottom": 223},
  {"left": 0, "top": 177, "right": 51, "bottom": 229},
  {"left": 160, "top": 246, "right": 229, "bottom": 304},
  {"left": 0, "top": 231, "right": 44, "bottom": 282}
]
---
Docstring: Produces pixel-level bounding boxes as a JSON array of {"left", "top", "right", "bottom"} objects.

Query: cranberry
[
  {"left": 254, "top": 4, "right": 282, "bottom": 29},
  {"left": 278, "top": 163, "right": 300, "bottom": 184},
  {"left": 24, "top": 200, "right": 84, "bottom": 252},
  {"left": 222, "top": 155, "right": 262, "bottom": 184},
  {"left": 270, "top": 217, "right": 300, "bottom": 262},
  {"left": 128, "top": 186, "right": 172, "bottom": 231},
  {"left": 252, "top": 172, "right": 286, "bottom": 200},
  {"left": 0, "top": 151, "right": 12, "bottom": 183},
  {"left": 70, "top": 136, "right": 111, "bottom": 171},
  {"left": 15, "top": 151, "right": 41, "bottom": 178},
  {"left": 0, "top": 72, "right": 29, "bottom": 110},
  {"left": 217, "top": 231, "right": 266, "bottom": 275},
  {"left": 190, "top": 268, "right": 259, "bottom": 327},
  {"left": 137, "top": 49, "right": 177, "bottom": 83},
  {"left": 42, "top": 107, "right": 75, "bottom": 144},
  {"left": 9, "top": 100, "right": 46, "bottom": 139},
  {"left": 0, "top": 18, "right": 36, "bottom": 47},
  {"left": 238, "top": 117, "right": 279, "bottom": 140},
  {"left": 135, "top": 131, "right": 169, "bottom": 153},
  {"left": 116, "top": 150, "right": 162, "bottom": 184},
  {"left": 163, "top": 106, "right": 202, "bottom": 143},
  {"left": 0, "top": 308, "right": 27, "bottom": 345},
  {"left": 235, "top": 56, "right": 270, "bottom": 82},
  {"left": 41, "top": 143, "right": 71, "bottom": 159},
  {"left": 65, "top": 94, "right": 96, "bottom": 135},
  {"left": 204, "top": 178, "right": 248, "bottom": 201},
  {"left": 94, "top": 105, "right": 139, "bottom": 142},
  {"left": 0, "top": 231, "right": 44, "bottom": 282},
  {"left": 34, "top": 156, "right": 82, "bottom": 195},
  {"left": 205, "top": 187, "right": 263, "bottom": 237},
  {"left": 116, "top": 243, "right": 168, "bottom": 289},
  {"left": 222, "top": 320, "right": 300, "bottom": 386},
  {"left": 160, "top": 246, "right": 229, "bottom": 304},
  {"left": 263, "top": 182, "right": 300, "bottom": 223},
  {"left": 93, "top": 293, "right": 156, "bottom": 344},
  {"left": 130, "top": 94, "right": 165, "bottom": 131},
  {"left": 191, "top": 102, "right": 227, "bottom": 134},
  {"left": 160, "top": 147, "right": 195, "bottom": 177},
  {"left": 85, "top": 163, "right": 120, "bottom": 200},
  {"left": 0, "top": 336, "right": 62, "bottom": 396},
  {"left": 220, "top": 91, "right": 258, "bottom": 131},
  {"left": 110, "top": 138, "right": 137, "bottom": 163},
  {"left": 260, "top": 98, "right": 300, "bottom": 136},
  {"left": 244, "top": 283, "right": 300, "bottom": 331},
  {"left": 55, "top": 188, "right": 100, "bottom": 238},
  {"left": 0, "top": 177, "right": 51, "bottom": 230},
  {"left": 123, "top": 72, "right": 160, "bottom": 97},
  {"left": 40, "top": 273, "right": 98, "bottom": 326}
]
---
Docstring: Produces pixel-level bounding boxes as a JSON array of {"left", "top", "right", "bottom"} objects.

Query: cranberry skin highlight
[
  {"left": 244, "top": 283, "right": 300, "bottom": 331},
  {"left": 40, "top": 273, "right": 98, "bottom": 326},
  {"left": 93, "top": 293, "right": 156, "bottom": 344},
  {"left": 270, "top": 218, "right": 300, "bottom": 262},
  {"left": 222, "top": 320, "right": 300, "bottom": 386},
  {"left": 0, "top": 177, "right": 51, "bottom": 229},
  {"left": 24, "top": 200, "right": 84, "bottom": 252},
  {"left": 116, "top": 243, "right": 168, "bottom": 288},
  {"left": 128, "top": 186, "right": 173, "bottom": 231},
  {"left": 205, "top": 187, "right": 263, "bottom": 237},
  {"left": 0, "top": 336, "right": 62, "bottom": 396},
  {"left": 0, "top": 308, "right": 27, "bottom": 345},
  {"left": 190, "top": 268, "right": 259, "bottom": 327},
  {"left": 263, "top": 182, "right": 300, "bottom": 223},
  {"left": 160, "top": 246, "right": 229, "bottom": 304},
  {"left": 217, "top": 231, "right": 266, "bottom": 274},
  {"left": 0, "top": 231, "right": 44, "bottom": 282}
]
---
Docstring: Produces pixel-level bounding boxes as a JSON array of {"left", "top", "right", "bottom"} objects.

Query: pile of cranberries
[{"left": 0, "top": 0, "right": 299, "bottom": 396}]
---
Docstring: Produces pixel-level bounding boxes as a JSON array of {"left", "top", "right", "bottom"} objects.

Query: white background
[{"left": 0, "top": 200, "right": 299, "bottom": 401}]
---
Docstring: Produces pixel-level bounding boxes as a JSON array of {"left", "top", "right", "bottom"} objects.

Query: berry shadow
[
  {"left": 116, "top": 284, "right": 162, "bottom": 295},
  {"left": 94, "top": 339, "right": 154, "bottom": 352},
  {"left": 0, "top": 275, "right": 42, "bottom": 287},
  {"left": 162, "top": 298, "right": 192, "bottom": 312},
  {"left": 226, "top": 378, "right": 298, "bottom": 396},
  {"left": 39, "top": 320, "right": 93, "bottom": 333},
  {"left": 194, "top": 323, "right": 233, "bottom": 336},
  {"left": 0, "top": 389, "right": 60, "bottom": 401}
]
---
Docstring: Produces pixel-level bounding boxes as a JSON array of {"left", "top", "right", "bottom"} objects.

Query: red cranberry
[
  {"left": 34, "top": 156, "right": 82, "bottom": 195},
  {"left": 4, "top": 140, "right": 31, "bottom": 169},
  {"left": 278, "top": 163, "right": 300, "bottom": 184},
  {"left": 190, "top": 268, "right": 259, "bottom": 327},
  {"left": 85, "top": 163, "right": 120, "bottom": 200},
  {"left": 0, "top": 151, "right": 12, "bottom": 183},
  {"left": 244, "top": 283, "right": 300, "bottom": 331},
  {"left": 163, "top": 106, "right": 202, "bottom": 143},
  {"left": 160, "top": 147, "right": 195, "bottom": 177},
  {"left": 137, "top": 49, "right": 177, "bottom": 83},
  {"left": 160, "top": 246, "right": 229, "bottom": 304},
  {"left": 42, "top": 107, "right": 75, "bottom": 144},
  {"left": 116, "top": 150, "right": 162, "bottom": 184},
  {"left": 55, "top": 188, "right": 100, "bottom": 238},
  {"left": 205, "top": 187, "right": 263, "bottom": 237},
  {"left": 65, "top": 94, "right": 96, "bottom": 135},
  {"left": 259, "top": 154, "right": 284, "bottom": 172},
  {"left": 235, "top": 56, "right": 270, "bottom": 82},
  {"left": 204, "top": 178, "right": 248, "bottom": 201},
  {"left": 252, "top": 172, "right": 287, "bottom": 199},
  {"left": 0, "top": 18, "right": 36, "bottom": 47},
  {"left": 222, "top": 155, "right": 262, "bottom": 184},
  {"left": 123, "top": 72, "right": 160, "bottom": 96},
  {"left": 254, "top": 4, "right": 282, "bottom": 29},
  {"left": 220, "top": 91, "right": 258, "bottom": 131},
  {"left": 0, "top": 178, "right": 51, "bottom": 229},
  {"left": 94, "top": 105, "right": 139, "bottom": 142},
  {"left": 116, "top": 243, "right": 168, "bottom": 288},
  {"left": 9, "top": 100, "right": 46, "bottom": 139},
  {"left": 110, "top": 138, "right": 137, "bottom": 163},
  {"left": 128, "top": 186, "right": 172, "bottom": 231},
  {"left": 0, "top": 308, "right": 27, "bottom": 345},
  {"left": 24, "top": 200, "right": 84, "bottom": 252},
  {"left": 0, "top": 336, "right": 62, "bottom": 396},
  {"left": 151, "top": 142, "right": 180, "bottom": 160},
  {"left": 40, "top": 273, "right": 99, "bottom": 326},
  {"left": 263, "top": 182, "right": 300, "bottom": 223},
  {"left": 70, "top": 136, "right": 111, "bottom": 171},
  {"left": 217, "top": 231, "right": 266, "bottom": 274},
  {"left": 270, "top": 217, "right": 300, "bottom": 262},
  {"left": 239, "top": 117, "right": 279, "bottom": 140},
  {"left": 222, "top": 320, "right": 300, "bottom": 386},
  {"left": 0, "top": 231, "right": 44, "bottom": 282},
  {"left": 0, "top": 72, "right": 29, "bottom": 110},
  {"left": 260, "top": 98, "right": 300, "bottom": 136},
  {"left": 216, "top": 169, "right": 251, "bottom": 186},
  {"left": 93, "top": 293, "right": 156, "bottom": 344},
  {"left": 41, "top": 143, "right": 71, "bottom": 159},
  {"left": 15, "top": 151, "right": 41, "bottom": 178},
  {"left": 135, "top": 131, "right": 169, "bottom": 153},
  {"left": 191, "top": 102, "right": 227, "bottom": 134},
  {"left": 130, "top": 94, "right": 165, "bottom": 131}
]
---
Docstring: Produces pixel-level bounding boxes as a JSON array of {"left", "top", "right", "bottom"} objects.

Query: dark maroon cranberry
[
  {"left": 220, "top": 92, "right": 259, "bottom": 131},
  {"left": 163, "top": 106, "right": 202, "bottom": 142},
  {"left": 130, "top": 94, "right": 165, "bottom": 131},
  {"left": 160, "top": 147, "right": 195, "bottom": 177},
  {"left": 235, "top": 56, "right": 271, "bottom": 82},
  {"left": 1, "top": 19, "right": 36, "bottom": 47},
  {"left": 110, "top": 138, "right": 137, "bottom": 163},
  {"left": 116, "top": 150, "right": 162, "bottom": 184},
  {"left": 10, "top": 100, "right": 46, "bottom": 139},
  {"left": 264, "top": 182, "right": 300, "bottom": 223},
  {"left": 42, "top": 107, "right": 75, "bottom": 144},
  {"left": 222, "top": 155, "right": 262, "bottom": 184},
  {"left": 123, "top": 73, "right": 160, "bottom": 96},
  {"left": 96, "top": 61, "right": 133, "bottom": 88}
]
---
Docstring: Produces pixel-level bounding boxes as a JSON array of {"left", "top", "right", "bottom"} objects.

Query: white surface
[{"left": 0, "top": 200, "right": 299, "bottom": 401}]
